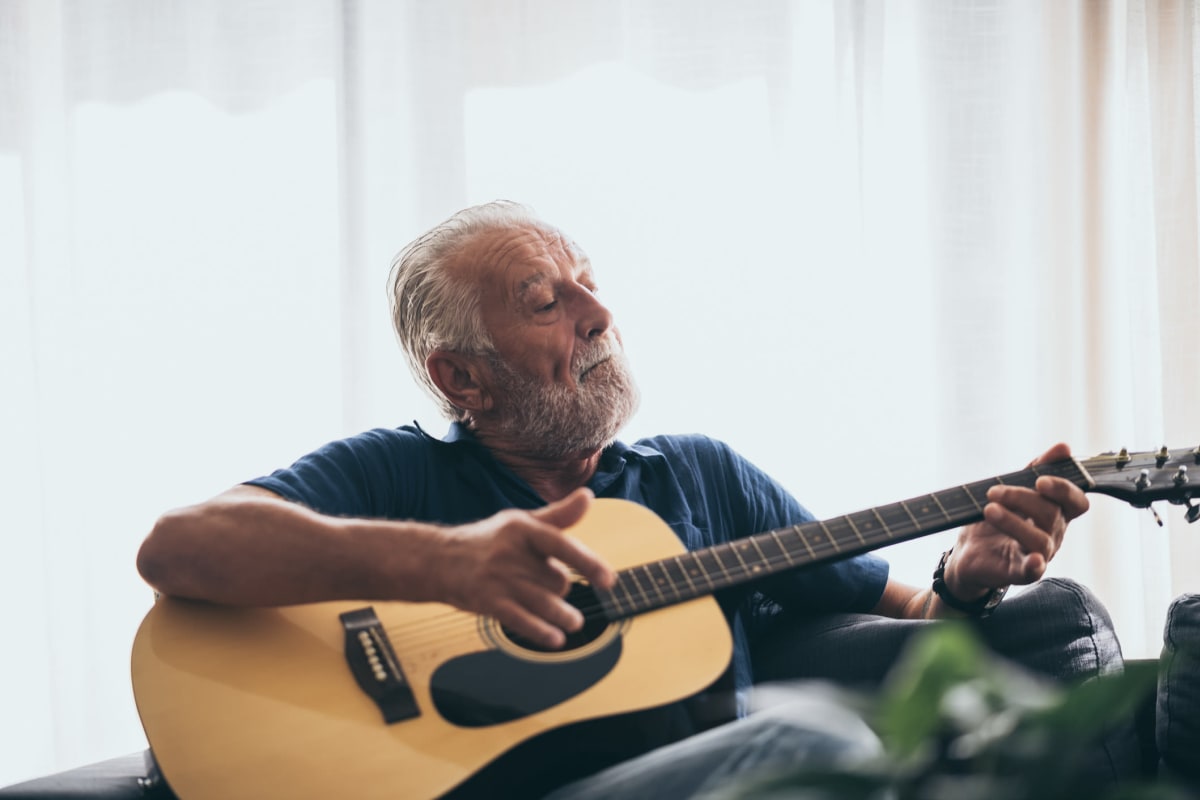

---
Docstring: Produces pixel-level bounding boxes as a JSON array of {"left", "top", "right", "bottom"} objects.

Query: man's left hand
[{"left": 942, "top": 442, "right": 1091, "bottom": 601}]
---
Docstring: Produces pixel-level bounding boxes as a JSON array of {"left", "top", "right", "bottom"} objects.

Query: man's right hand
[{"left": 436, "top": 488, "right": 615, "bottom": 650}]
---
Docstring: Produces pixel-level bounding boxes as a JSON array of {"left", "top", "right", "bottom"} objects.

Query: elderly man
[{"left": 137, "top": 200, "right": 1094, "bottom": 799}]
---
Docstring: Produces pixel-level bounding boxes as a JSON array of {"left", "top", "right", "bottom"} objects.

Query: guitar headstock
[{"left": 1080, "top": 446, "right": 1200, "bottom": 521}]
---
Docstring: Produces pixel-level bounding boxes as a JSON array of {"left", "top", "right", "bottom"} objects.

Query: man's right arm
[{"left": 136, "top": 485, "right": 615, "bottom": 649}]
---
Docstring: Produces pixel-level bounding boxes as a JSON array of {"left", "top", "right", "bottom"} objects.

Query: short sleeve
[{"left": 245, "top": 427, "right": 431, "bottom": 519}]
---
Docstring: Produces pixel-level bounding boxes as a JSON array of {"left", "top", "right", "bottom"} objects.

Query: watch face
[{"left": 980, "top": 585, "right": 1009, "bottom": 616}]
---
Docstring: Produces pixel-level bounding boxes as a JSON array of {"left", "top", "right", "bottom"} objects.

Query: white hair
[{"left": 387, "top": 200, "right": 550, "bottom": 420}]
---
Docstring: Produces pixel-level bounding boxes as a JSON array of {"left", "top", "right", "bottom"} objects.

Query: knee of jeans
[{"left": 988, "top": 577, "right": 1124, "bottom": 681}]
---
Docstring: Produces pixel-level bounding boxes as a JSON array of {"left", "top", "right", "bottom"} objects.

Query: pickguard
[{"left": 430, "top": 635, "right": 623, "bottom": 727}]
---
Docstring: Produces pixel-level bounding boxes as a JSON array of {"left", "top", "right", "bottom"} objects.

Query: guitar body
[{"left": 131, "top": 499, "right": 733, "bottom": 800}]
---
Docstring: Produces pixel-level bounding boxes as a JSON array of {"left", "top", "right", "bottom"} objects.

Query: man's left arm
[{"left": 872, "top": 442, "right": 1091, "bottom": 620}]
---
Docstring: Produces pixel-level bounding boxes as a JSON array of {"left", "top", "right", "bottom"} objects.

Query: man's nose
[{"left": 575, "top": 290, "right": 613, "bottom": 340}]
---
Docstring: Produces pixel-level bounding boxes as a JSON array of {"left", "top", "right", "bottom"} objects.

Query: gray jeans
[{"left": 543, "top": 689, "right": 881, "bottom": 800}]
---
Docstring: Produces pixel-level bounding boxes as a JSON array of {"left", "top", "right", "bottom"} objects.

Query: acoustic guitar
[{"left": 131, "top": 445, "right": 1200, "bottom": 799}]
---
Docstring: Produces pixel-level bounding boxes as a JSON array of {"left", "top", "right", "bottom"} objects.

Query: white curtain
[{"left": 3, "top": 0, "right": 1198, "bottom": 785}]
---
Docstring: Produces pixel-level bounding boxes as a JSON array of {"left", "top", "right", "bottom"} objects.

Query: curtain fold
[{"left": 2, "top": 0, "right": 1197, "bottom": 786}]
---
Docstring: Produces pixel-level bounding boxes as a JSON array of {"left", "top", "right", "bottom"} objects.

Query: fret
[
  {"left": 596, "top": 587, "right": 621, "bottom": 620},
  {"left": 768, "top": 530, "right": 797, "bottom": 566},
  {"left": 868, "top": 508, "right": 890, "bottom": 541},
  {"left": 746, "top": 536, "right": 772, "bottom": 573},
  {"left": 843, "top": 514, "right": 866, "bottom": 547},
  {"left": 927, "top": 492, "right": 953, "bottom": 522},
  {"left": 731, "top": 539, "right": 766, "bottom": 578},
  {"left": 639, "top": 563, "right": 671, "bottom": 605},
  {"left": 791, "top": 524, "right": 817, "bottom": 559},
  {"left": 897, "top": 499, "right": 921, "bottom": 528},
  {"left": 727, "top": 539, "right": 752, "bottom": 574},
  {"left": 816, "top": 517, "right": 852, "bottom": 553},
  {"left": 685, "top": 551, "right": 716, "bottom": 590},
  {"left": 709, "top": 545, "right": 734, "bottom": 581},
  {"left": 850, "top": 512, "right": 873, "bottom": 534},
  {"left": 959, "top": 485, "right": 984, "bottom": 513},
  {"left": 874, "top": 504, "right": 912, "bottom": 539},
  {"left": 691, "top": 549, "right": 726, "bottom": 590},
  {"left": 815, "top": 519, "right": 835, "bottom": 549},
  {"left": 669, "top": 555, "right": 699, "bottom": 595},
  {"left": 625, "top": 568, "right": 652, "bottom": 604},
  {"left": 610, "top": 576, "right": 637, "bottom": 617}
]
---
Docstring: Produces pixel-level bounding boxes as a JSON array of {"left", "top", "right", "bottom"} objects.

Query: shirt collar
[{"left": 418, "top": 420, "right": 660, "bottom": 497}]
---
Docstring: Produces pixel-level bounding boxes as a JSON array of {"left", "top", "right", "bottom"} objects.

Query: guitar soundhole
[
  {"left": 431, "top": 581, "right": 624, "bottom": 727},
  {"left": 501, "top": 581, "right": 610, "bottom": 653}
]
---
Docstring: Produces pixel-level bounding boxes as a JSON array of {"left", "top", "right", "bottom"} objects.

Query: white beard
[{"left": 486, "top": 341, "right": 641, "bottom": 460}]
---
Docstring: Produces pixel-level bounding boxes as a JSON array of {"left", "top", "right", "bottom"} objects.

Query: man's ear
[{"left": 426, "top": 350, "right": 493, "bottom": 412}]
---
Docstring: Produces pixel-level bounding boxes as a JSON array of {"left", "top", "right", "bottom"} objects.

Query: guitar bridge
[{"left": 339, "top": 607, "right": 420, "bottom": 723}]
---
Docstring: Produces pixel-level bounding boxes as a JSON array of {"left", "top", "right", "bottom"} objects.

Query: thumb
[{"left": 531, "top": 487, "right": 594, "bottom": 531}]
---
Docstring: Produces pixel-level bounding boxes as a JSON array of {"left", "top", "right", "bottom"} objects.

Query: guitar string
[
  {"left": 381, "top": 459, "right": 1117, "bottom": 648},
  {"left": 378, "top": 457, "right": 1186, "bottom": 649},
  {"left": 375, "top": 484, "right": 1033, "bottom": 650},
  {"left": 376, "top": 463, "right": 1098, "bottom": 650}
]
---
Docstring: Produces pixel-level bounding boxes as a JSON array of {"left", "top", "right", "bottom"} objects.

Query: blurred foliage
[{"left": 709, "top": 623, "right": 1190, "bottom": 800}]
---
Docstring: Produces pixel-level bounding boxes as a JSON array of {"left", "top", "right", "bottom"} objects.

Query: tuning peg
[
  {"left": 1174, "top": 466, "right": 1190, "bottom": 486},
  {"left": 1117, "top": 447, "right": 1131, "bottom": 467},
  {"left": 1157, "top": 446, "right": 1171, "bottom": 468},
  {"left": 1193, "top": 445, "right": 1200, "bottom": 464},
  {"left": 1186, "top": 499, "right": 1200, "bottom": 524}
]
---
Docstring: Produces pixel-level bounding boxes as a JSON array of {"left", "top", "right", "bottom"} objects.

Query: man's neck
[{"left": 470, "top": 426, "right": 604, "bottom": 502}]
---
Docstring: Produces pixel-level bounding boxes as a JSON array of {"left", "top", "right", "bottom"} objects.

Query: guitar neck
[{"left": 598, "top": 456, "right": 1094, "bottom": 621}]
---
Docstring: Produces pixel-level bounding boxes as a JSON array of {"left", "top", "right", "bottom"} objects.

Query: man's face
[{"left": 454, "top": 224, "right": 640, "bottom": 457}]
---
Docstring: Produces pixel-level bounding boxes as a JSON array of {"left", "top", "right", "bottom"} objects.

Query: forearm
[
  {"left": 136, "top": 486, "right": 446, "bottom": 606},
  {"left": 872, "top": 580, "right": 977, "bottom": 620}
]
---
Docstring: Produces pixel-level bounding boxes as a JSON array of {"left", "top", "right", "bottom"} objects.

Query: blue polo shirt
[{"left": 246, "top": 422, "right": 889, "bottom": 794}]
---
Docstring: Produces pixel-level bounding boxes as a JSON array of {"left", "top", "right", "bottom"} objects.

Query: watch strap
[{"left": 931, "top": 549, "right": 1008, "bottom": 618}]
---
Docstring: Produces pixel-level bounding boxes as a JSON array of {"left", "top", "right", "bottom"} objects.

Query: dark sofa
[{"left": 2, "top": 584, "right": 1196, "bottom": 799}]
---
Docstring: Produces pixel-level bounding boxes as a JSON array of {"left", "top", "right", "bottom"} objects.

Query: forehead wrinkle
[{"left": 462, "top": 225, "right": 592, "bottom": 309}]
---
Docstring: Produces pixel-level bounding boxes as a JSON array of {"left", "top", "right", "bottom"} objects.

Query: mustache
[{"left": 573, "top": 338, "right": 623, "bottom": 377}]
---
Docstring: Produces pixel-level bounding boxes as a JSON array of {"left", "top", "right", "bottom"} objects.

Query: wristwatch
[{"left": 931, "top": 549, "right": 1008, "bottom": 618}]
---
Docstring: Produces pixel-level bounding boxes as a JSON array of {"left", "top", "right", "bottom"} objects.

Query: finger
[
  {"left": 528, "top": 491, "right": 616, "bottom": 590},
  {"left": 531, "top": 487, "right": 594, "bottom": 528},
  {"left": 981, "top": 500, "right": 1055, "bottom": 557},
  {"left": 1019, "top": 549, "right": 1049, "bottom": 582},
  {"left": 490, "top": 597, "right": 569, "bottom": 650},
  {"left": 986, "top": 483, "right": 1071, "bottom": 539},
  {"left": 521, "top": 556, "right": 576, "bottom": 596},
  {"left": 525, "top": 529, "right": 616, "bottom": 591},
  {"left": 1029, "top": 442, "right": 1072, "bottom": 467},
  {"left": 512, "top": 580, "right": 586, "bottom": 634},
  {"left": 1034, "top": 475, "right": 1090, "bottom": 521}
]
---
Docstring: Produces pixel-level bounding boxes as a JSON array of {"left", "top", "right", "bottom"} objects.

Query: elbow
[{"left": 136, "top": 510, "right": 189, "bottom": 596}]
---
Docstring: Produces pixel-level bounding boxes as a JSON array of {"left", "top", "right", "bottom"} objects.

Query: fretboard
[{"left": 598, "top": 457, "right": 1092, "bottom": 621}]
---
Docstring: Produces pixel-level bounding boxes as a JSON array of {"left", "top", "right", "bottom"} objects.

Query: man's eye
[{"left": 537, "top": 300, "right": 558, "bottom": 312}]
